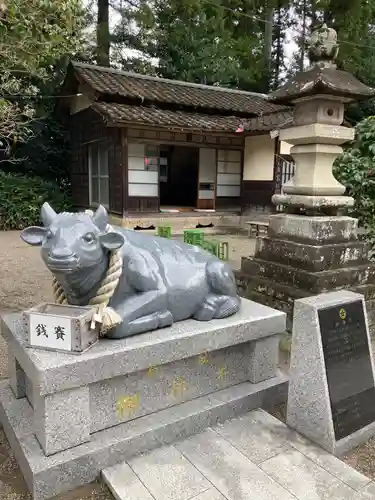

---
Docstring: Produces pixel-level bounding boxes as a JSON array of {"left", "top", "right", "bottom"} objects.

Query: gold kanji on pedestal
[
  {"left": 171, "top": 376, "right": 187, "bottom": 397},
  {"left": 116, "top": 393, "right": 140, "bottom": 417}
]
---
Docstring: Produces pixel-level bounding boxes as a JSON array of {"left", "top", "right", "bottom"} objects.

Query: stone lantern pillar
[{"left": 236, "top": 24, "right": 375, "bottom": 333}]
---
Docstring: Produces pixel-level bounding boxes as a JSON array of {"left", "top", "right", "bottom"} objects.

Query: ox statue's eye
[
  {"left": 45, "top": 230, "right": 53, "bottom": 240},
  {"left": 83, "top": 232, "right": 95, "bottom": 244}
]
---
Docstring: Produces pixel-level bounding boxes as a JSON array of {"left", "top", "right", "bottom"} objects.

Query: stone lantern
[{"left": 236, "top": 24, "right": 375, "bottom": 333}]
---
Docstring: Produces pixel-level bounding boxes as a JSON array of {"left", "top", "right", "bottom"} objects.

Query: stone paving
[{"left": 103, "top": 409, "right": 375, "bottom": 500}]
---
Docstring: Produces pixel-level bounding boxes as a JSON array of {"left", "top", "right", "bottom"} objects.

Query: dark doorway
[{"left": 159, "top": 145, "right": 199, "bottom": 208}]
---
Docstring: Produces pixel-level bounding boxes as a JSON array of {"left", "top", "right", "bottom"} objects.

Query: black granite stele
[
  {"left": 318, "top": 300, "right": 375, "bottom": 440},
  {"left": 235, "top": 228, "right": 375, "bottom": 332}
]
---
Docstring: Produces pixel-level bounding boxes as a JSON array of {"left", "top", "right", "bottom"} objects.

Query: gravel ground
[
  {"left": 0, "top": 231, "right": 53, "bottom": 311},
  {"left": 0, "top": 229, "right": 256, "bottom": 500}
]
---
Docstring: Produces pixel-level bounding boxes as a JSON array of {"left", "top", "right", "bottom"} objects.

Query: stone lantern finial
[{"left": 308, "top": 23, "right": 339, "bottom": 69}]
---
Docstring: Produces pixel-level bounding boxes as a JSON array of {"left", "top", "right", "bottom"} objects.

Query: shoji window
[
  {"left": 88, "top": 142, "right": 109, "bottom": 207},
  {"left": 128, "top": 143, "right": 159, "bottom": 197},
  {"left": 216, "top": 149, "right": 241, "bottom": 197}
]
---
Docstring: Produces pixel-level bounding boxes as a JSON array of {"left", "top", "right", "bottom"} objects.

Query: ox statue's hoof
[{"left": 157, "top": 310, "right": 173, "bottom": 328}]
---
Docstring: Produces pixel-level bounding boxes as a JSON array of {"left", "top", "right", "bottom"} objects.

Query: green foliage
[
  {"left": 0, "top": 0, "right": 89, "bottom": 152},
  {"left": 3, "top": 116, "right": 70, "bottom": 185},
  {"left": 111, "top": 0, "right": 289, "bottom": 91},
  {"left": 333, "top": 117, "right": 375, "bottom": 233},
  {"left": 0, "top": 172, "right": 72, "bottom": 230}
]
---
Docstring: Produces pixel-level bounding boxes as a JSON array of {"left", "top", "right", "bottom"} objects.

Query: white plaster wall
[
  {"left": 243, "top": 135, "right": 275, "bottom": 181},
  {"left": 280, "top": 140, "right": 292, "bottom": 155}
]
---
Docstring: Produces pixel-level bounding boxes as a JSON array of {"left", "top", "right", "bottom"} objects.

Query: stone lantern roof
[{"left": 269, "top": 24, "right": 375, "bottom": 104}]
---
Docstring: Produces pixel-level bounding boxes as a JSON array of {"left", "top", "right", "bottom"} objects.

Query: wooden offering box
[{"left": 23, "top": 303, "right": 99, "bottom": 354}]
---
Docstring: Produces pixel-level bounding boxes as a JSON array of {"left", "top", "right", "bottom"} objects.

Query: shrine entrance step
[{"left": 102, "top": 408, "right": 375, "bottom": 500}]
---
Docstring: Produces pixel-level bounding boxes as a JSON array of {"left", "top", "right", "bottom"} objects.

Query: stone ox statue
[{"left": 20, "top": 203, "right": 241, "bottom": 339}]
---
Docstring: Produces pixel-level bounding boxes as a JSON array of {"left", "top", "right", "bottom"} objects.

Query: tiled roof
[
  {"left": 270, "top": 66, "right": 375, "bottom": 104},
  {"left": 93, "top": 102, "right": 293, "bottom": 133},
  {"left": 243, "top": 110, "right": 293, "bottom": 131},
  {"left": 93, "top": 102, "right": 246, "bottom": 132},
  {"left": 71, "top": 61, "right": 286, "bottom": 116}
]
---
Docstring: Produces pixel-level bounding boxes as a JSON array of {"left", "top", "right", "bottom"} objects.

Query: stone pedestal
[
  {"left": 0, "top": 299, "right": 287, "bottom": 499},
  {"left": 236, "top": 214, "right": 375, "bottom": 332}
]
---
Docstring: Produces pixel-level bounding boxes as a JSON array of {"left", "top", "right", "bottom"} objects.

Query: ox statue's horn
[
  {"left": 41, "top": 202, "right": 57, "bottom": 227},
  {"left": 93, "top": 204, "right": 109, "bottom": 232}
]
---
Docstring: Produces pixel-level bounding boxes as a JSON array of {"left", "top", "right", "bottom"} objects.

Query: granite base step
[
  {"left": 255, "top": 236, "right": 370, "bottom": 272},
  {"left": 0, "top": 374, "right": 287, "bottom": 500},
  {"left": 102, "top": 408, "right": 375, "bottom": 500},
  {"left": 241, "top": 256, "right": 375, "bottom": 293},
  {"left": 236, "top": 271, "right": 375, "bottom": 333}
]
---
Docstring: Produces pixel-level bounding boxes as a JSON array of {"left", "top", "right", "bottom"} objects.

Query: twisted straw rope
[{"left": 52, "top": 214, "right": 123, "bottom": 336}]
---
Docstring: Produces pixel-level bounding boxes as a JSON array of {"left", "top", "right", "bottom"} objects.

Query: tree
[
  {"left": 107, "top": 0, "right": 375, "bottom": 107},
  {"left": 111, "top": 0, "right": 273, "bottom": 90},
  {"left": 287, "top": 0, "right": 375, "bottom": 122},
  {"left": 97, "top": 0, "right": 110, "bottom": 66},
  {"left": 0, "top": 0, "right": 87, "bottom": 157}
]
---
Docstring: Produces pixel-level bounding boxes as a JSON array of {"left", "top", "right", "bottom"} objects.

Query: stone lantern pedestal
[{"left": 236, "top": 24, "right": 375, "bottom": 333}]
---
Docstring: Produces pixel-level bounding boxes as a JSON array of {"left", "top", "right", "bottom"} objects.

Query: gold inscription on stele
[
  {"left": 339, "top": 308, "right": 347, "bottom": 320},
  {"left": 116, "top": 393, "right": 140, "bottom": 417}
]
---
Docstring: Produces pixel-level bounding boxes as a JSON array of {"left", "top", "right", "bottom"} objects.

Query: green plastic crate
[
  {"left": 201, "top": 239, "right": 218, "bottom": 256},
  {"left": 183, "top": 229, "right": 204, "bottom": 246},
  {"left": 217, "top": 241, "right": 229, "bottom": 261},
  {"left": 157, "top": 225, "right": 172, "bottom": 239},
  {"left": 201, "top": 239, "right": 229, "bottom": 261}
]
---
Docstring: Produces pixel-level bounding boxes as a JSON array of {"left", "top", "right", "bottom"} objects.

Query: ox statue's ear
[
  {"left": 93, "top": 205, "right": 108, "bottom": 232},
  {"left": 41, "top": 202, "right": 57, "bottom": 227},
  {"left": 99, "top": 231, "right": 125, "bottom": 251},
  {"left": 20, "top": 226, "right": 47, "bottom": 246}
]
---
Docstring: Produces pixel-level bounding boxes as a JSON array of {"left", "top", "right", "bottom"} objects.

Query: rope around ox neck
[
  {"left": 52, "top": 249, "right": 123, "bottom": 336},
  {"left": 52, "top": 213, "right": 123, "bottom": 336}
]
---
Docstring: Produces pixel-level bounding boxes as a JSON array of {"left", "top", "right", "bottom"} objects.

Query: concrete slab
[
  {"left": 103, "top": 409, "right": 372, "bottom": 500},
  {"left": 175, "top": 428, "right": 296, "bottom": 500},
  {"left": 288, "top": 432, "right": 372, "bottom": 491},
  {"left": 213, "top": 408, "right": 292, "bottom": 464},
  {"left": 192, "top": 489, "right": 226, "bottom": 500},
  {"left": 101, "top": 462, "right": 157, "bottom": 500},
  {"left": 128, "top": 445, "right": 210, "bottom": 500},
  {"left": 214, "top": 408, "right": 371, "bottom": 491},
  {"left": 260, "top": 448, "right": 362, "bottom": 499},
  {"left": 358, "top": 481, "right": 375, "bottom": 499}
]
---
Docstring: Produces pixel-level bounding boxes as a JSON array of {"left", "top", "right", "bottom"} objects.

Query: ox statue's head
[{"left": 20, "top": 202, "right": 125, "bottom": 275}]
